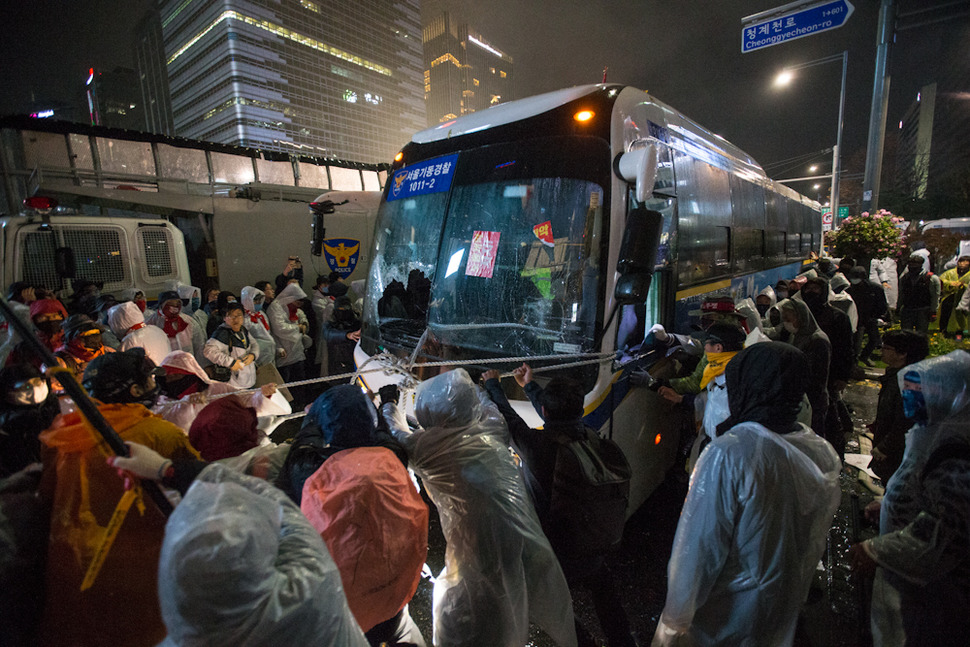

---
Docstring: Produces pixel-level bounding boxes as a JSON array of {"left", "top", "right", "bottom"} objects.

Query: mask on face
[
  {"left": 756, "top": 303, "right": 770, "bottom": 317},
  {"left": 162, "top": 303, "right": 181, "bottom": 318},
  {"left": 802, "top": 292, "right": 825, "bottom": 310},
  {"left": 783, "top": 321, "right": 799, "bottom": 335},
  {"left": 36, "top": 319, "right": 63, "bottom": 337},
  {"left": 80, "top": 333, "right": 103, "bottom": 352},
  {"left": 850, "top": 278, "right": 862, "bottom": 285},
  {"left": 776, "top": 289, "right": 788, "bottom": 300},
  {"left": 901, "top": 388, "right": 927, "bottom": 423},
  {"left": 135, "top": 382, "right": 162, "bottom": 409},
  {"left": 190, "top": 296, "right": 201, "bottom": 311},
  {"left": 8, "top": 378, "right": 50, "bottom": 407},
  {"left": 254, "top": 302, "right": 263, "bottom": 312},
  {"left": 135, "top": 299, "right": 148, "bottom": 312}
]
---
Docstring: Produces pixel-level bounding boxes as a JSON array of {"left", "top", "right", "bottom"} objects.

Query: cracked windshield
[{"left": 364, "top": 174, "right": 604, "bottom": 363}]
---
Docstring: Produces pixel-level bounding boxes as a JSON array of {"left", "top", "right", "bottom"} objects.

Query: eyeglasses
[{"left": 226, "top": 313, "right": 245, "bottom": 320}]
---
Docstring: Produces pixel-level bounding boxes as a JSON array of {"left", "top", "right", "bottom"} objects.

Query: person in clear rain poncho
[
  {"left": 156, "top": 462, "right": 368, "bottom": 647},
  {"left": 849, "top": 350, "right": 970, "bottom": 646},
  {"left": 652, "top": 342, "right": 842, "bottom": 647},
  {"left": 382, "top": 369, "right": 577, "bottom": 647},
  {"left": 107, "top": 301, "right": 172, "bottom": 366}
]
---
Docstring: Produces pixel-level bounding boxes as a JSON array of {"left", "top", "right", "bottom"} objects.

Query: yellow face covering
[{"left": 700, "top": 350, "right": 740, "bottom": 390}]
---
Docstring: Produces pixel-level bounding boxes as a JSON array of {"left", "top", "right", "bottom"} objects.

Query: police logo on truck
[{"left": 323, "top": 239, "right": 361, "bottom": 277}]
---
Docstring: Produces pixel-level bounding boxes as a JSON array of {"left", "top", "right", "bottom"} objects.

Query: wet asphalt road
[{"left": 404, "top": 371, "right": 885, "bottom": 647}]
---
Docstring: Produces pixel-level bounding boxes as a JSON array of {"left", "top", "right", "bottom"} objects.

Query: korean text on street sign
[
  {"left": 387, "top": 153, "right": 458, "bottom": 202},
  {"left": 742, "top": 0, "right": 854, "bottom": 53}
]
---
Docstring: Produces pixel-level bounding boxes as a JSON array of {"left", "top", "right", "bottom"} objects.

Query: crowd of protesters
[{"left": 0, "top": 243, "right": 968, "bottom": 647}]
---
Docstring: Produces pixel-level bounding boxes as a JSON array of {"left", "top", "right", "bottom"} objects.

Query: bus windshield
[{"left": 363, "top": 172, "right": 605, "bottom": 365}]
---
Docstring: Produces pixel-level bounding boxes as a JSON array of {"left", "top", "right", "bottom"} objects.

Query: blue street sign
[{"left": 742, "top": 0, "right": 855, "bottom": 53}]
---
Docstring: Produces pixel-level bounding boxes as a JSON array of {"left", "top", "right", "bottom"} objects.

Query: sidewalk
[{"left": 796, "top": 366, "right": 884, "bottom": 647}]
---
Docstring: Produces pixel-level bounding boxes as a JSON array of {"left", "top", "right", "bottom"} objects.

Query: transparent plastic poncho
[
  {"left": 383, "top": 370, "right": 576, "bottom": 647},
  {"left": 157, "top": 463, "right": 368, "bottom": 647},
  {"left": 653, "top": 422, "right": 841, "bottom": 646}
]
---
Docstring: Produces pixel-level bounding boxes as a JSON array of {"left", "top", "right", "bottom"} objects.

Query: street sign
[
  {"left": 822, "top": 211, "right": 834, "bottom": 231},
  {"left": 742, "top": 0, "right": 855, "bottom": 53}
]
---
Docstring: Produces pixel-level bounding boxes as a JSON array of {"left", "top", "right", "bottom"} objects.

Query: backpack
[{"left": 546, "top": 428, "right": 632, "bottom": 556}]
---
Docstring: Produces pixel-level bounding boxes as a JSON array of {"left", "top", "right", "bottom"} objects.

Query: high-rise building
[
  {"left": 423, "top": 12, "right": 513, "bottom": 127},
  {"left": 83, "top": 67, "right": 144, "bottom": 131},
  {"left": 892, "top": 24, "right": 970, "bottom": 204},
  {"left": 135, "top": 7, "right": 176, "bottom": 136},
  {"left": 159, "top": 0, "right": 425, "bottom": 163}
]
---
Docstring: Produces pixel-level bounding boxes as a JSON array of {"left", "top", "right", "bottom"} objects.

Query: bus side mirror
[
  {"left": 309, "top": 200, "right": 334, "bottom": 257},
  {"left": 55, "top": 247, "right": 76, "bottom": 279},
  {"left": 616, "top": 143, "right": 659, "bottom": 204},
  {"left": 615, "top": 208, "right": 663, "bottom": 305}
]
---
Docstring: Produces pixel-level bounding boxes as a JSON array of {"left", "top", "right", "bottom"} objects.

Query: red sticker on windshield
[
  {"left": 532, "top": 220, "right": 554, "bottom": 247},
  {"left": 466, "top": 230, "right": 501, "bottom": 278}
]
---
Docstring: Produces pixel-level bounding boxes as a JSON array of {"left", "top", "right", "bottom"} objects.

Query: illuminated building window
[
  {"left": 499, "top": 70, "right": 507, "bottom": 78},
  {"left": 430, "top": 53, "right": 460, "bottom": 68},
  {"left": 473, "top": 78, "right": 479, "bottom": 86},
  {"left": 490, "top": 94, "right": 501, "bottom": 104},
  {"left": 167, "top": 10, "right": 392, "bottom": 77},
  {"left": 300, "top": 0, "right": 320, "bottom": 13},
  {"left": 490, "top": 67, "right": 496, "bottom": 74}
]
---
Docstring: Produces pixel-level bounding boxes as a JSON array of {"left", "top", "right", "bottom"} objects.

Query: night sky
[{"left": 1, "top": 1, "right": 965, "bottom": 184}]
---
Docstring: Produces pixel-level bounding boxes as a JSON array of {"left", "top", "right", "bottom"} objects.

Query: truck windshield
[{"left": 363, "top": 171, "right": 605, "bottom": 367}]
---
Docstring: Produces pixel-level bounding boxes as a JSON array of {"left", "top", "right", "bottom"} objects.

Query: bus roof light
[{"left": 574, "top": 109, "right": 595, "bottom": 123}]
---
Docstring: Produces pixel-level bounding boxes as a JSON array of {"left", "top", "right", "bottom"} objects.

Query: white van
[{"left": 1, "top": 209, "right": 191, "bottom": 300}]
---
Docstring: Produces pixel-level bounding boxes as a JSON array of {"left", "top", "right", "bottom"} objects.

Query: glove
[
  {"left": 378, "top": 384, "right": 400, "bottom": 406},
  {"left": 107, "top": 442, "right": 171, "bottom": 482},
  {"left": 630, "top": 369, "right": 664, "bottom": 391},
  {"left": 648, "top": 323, "right": 668, "bottom": 343}
]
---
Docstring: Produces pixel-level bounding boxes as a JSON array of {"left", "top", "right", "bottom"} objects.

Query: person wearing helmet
[
  {"left": 46, "top": 314, "right": 114, "bottom": 392},
  {"left": 37, "top": 348, "right": 199, "bottom": 647},
  {"left": 0, "top": 363, "right": 60, "bottom": 477}
]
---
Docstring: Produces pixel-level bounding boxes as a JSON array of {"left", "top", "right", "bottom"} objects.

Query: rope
[{"left": 209, "top": 349, "right": 617, "bottom": 403}]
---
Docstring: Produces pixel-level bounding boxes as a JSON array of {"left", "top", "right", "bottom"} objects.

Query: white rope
[{"left": 218, "top": 348, "right": 617, "bottom": 399}]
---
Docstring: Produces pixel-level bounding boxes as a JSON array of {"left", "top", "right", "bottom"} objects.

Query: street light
[{"left": 773, "top": 51, "right": 848, "bottom": 224}]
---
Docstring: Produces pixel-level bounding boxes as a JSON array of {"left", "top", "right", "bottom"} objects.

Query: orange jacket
[{"left": 39, "top": 403, "right": 200, "bottom": 647}]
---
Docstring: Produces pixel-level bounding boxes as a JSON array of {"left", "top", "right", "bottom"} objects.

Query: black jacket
[
  {"left": 483, "top": 378, "right": 584, "bottom": 518},
  {"left": 847, "top": 278, "right": 888, "bottom": 321}
]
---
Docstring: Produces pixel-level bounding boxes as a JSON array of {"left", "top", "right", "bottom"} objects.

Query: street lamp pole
[{"left": 774, "top": 51, "right": 848, "bottom": 224}]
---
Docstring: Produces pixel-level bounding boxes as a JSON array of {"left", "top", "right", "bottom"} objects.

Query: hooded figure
[
  {"left": 653, "top": 342, "right": 841, "bottom": 646},
  {"left": 48, "top": 314, "right": 115, "bottom": 391},
  {"left": 188, "top": 396, "right": 261, "bottom": 461},
  {"left": 778, "top": 298, "right": 831, "bottom": 434},
  {"left": 301, "top": 446, "right": 429, "bottom": 644},
  {"left": 857, "top": 351, "right": 970, "bottom": 645},
  {"left": 39, "top": 350, "right": 200, "bottom": 647},
  {"left": 897, "top": 255, "right": 941, "bottom": 335},
  {"left": 145, "top": 290, "right": 207, "bottom": 367},
  {"left": 0, "top": 364, "right": 60, "bottom": 477},
  {"left": 267, "top": 282, "right": 308, "bottom": 369},
  {"left": 153, "top": 351, "right": 289, "bottom": 434},
  {"left": 828, "top": 272, "right": 859, "bottom": 332},
  {"left": 276, "top": 384, "right": 406, "bottom": 505},
  {"left": 107, "top": 302, "right": 171, "bottom": 365},
  {"left": 240, "top": 286, "right": 277, "bottom": 366},
  {"left": 324, "top": 295, "right": 361, "bottom": 377},
  {"left": 754, "top": 285, "right": 778, "bottom": 329},
  {"left": 382, "top": 370, "right": 577, "bottom": 647},
  {"left": 156, "top": 463, "right": 368, "bottom": 647}
]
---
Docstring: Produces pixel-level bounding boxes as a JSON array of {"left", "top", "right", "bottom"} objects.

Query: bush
[{"left": 831, "top": 209, "right": 906, "bottom": 261}]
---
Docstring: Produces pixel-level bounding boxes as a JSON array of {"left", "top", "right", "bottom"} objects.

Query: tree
[{"left": 831, "top": 209, "right": 906, "bottom": 263}]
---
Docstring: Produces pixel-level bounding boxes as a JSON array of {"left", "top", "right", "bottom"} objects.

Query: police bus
[{"left": 355, "top": 84, "right": 821, "bottom": 509}]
